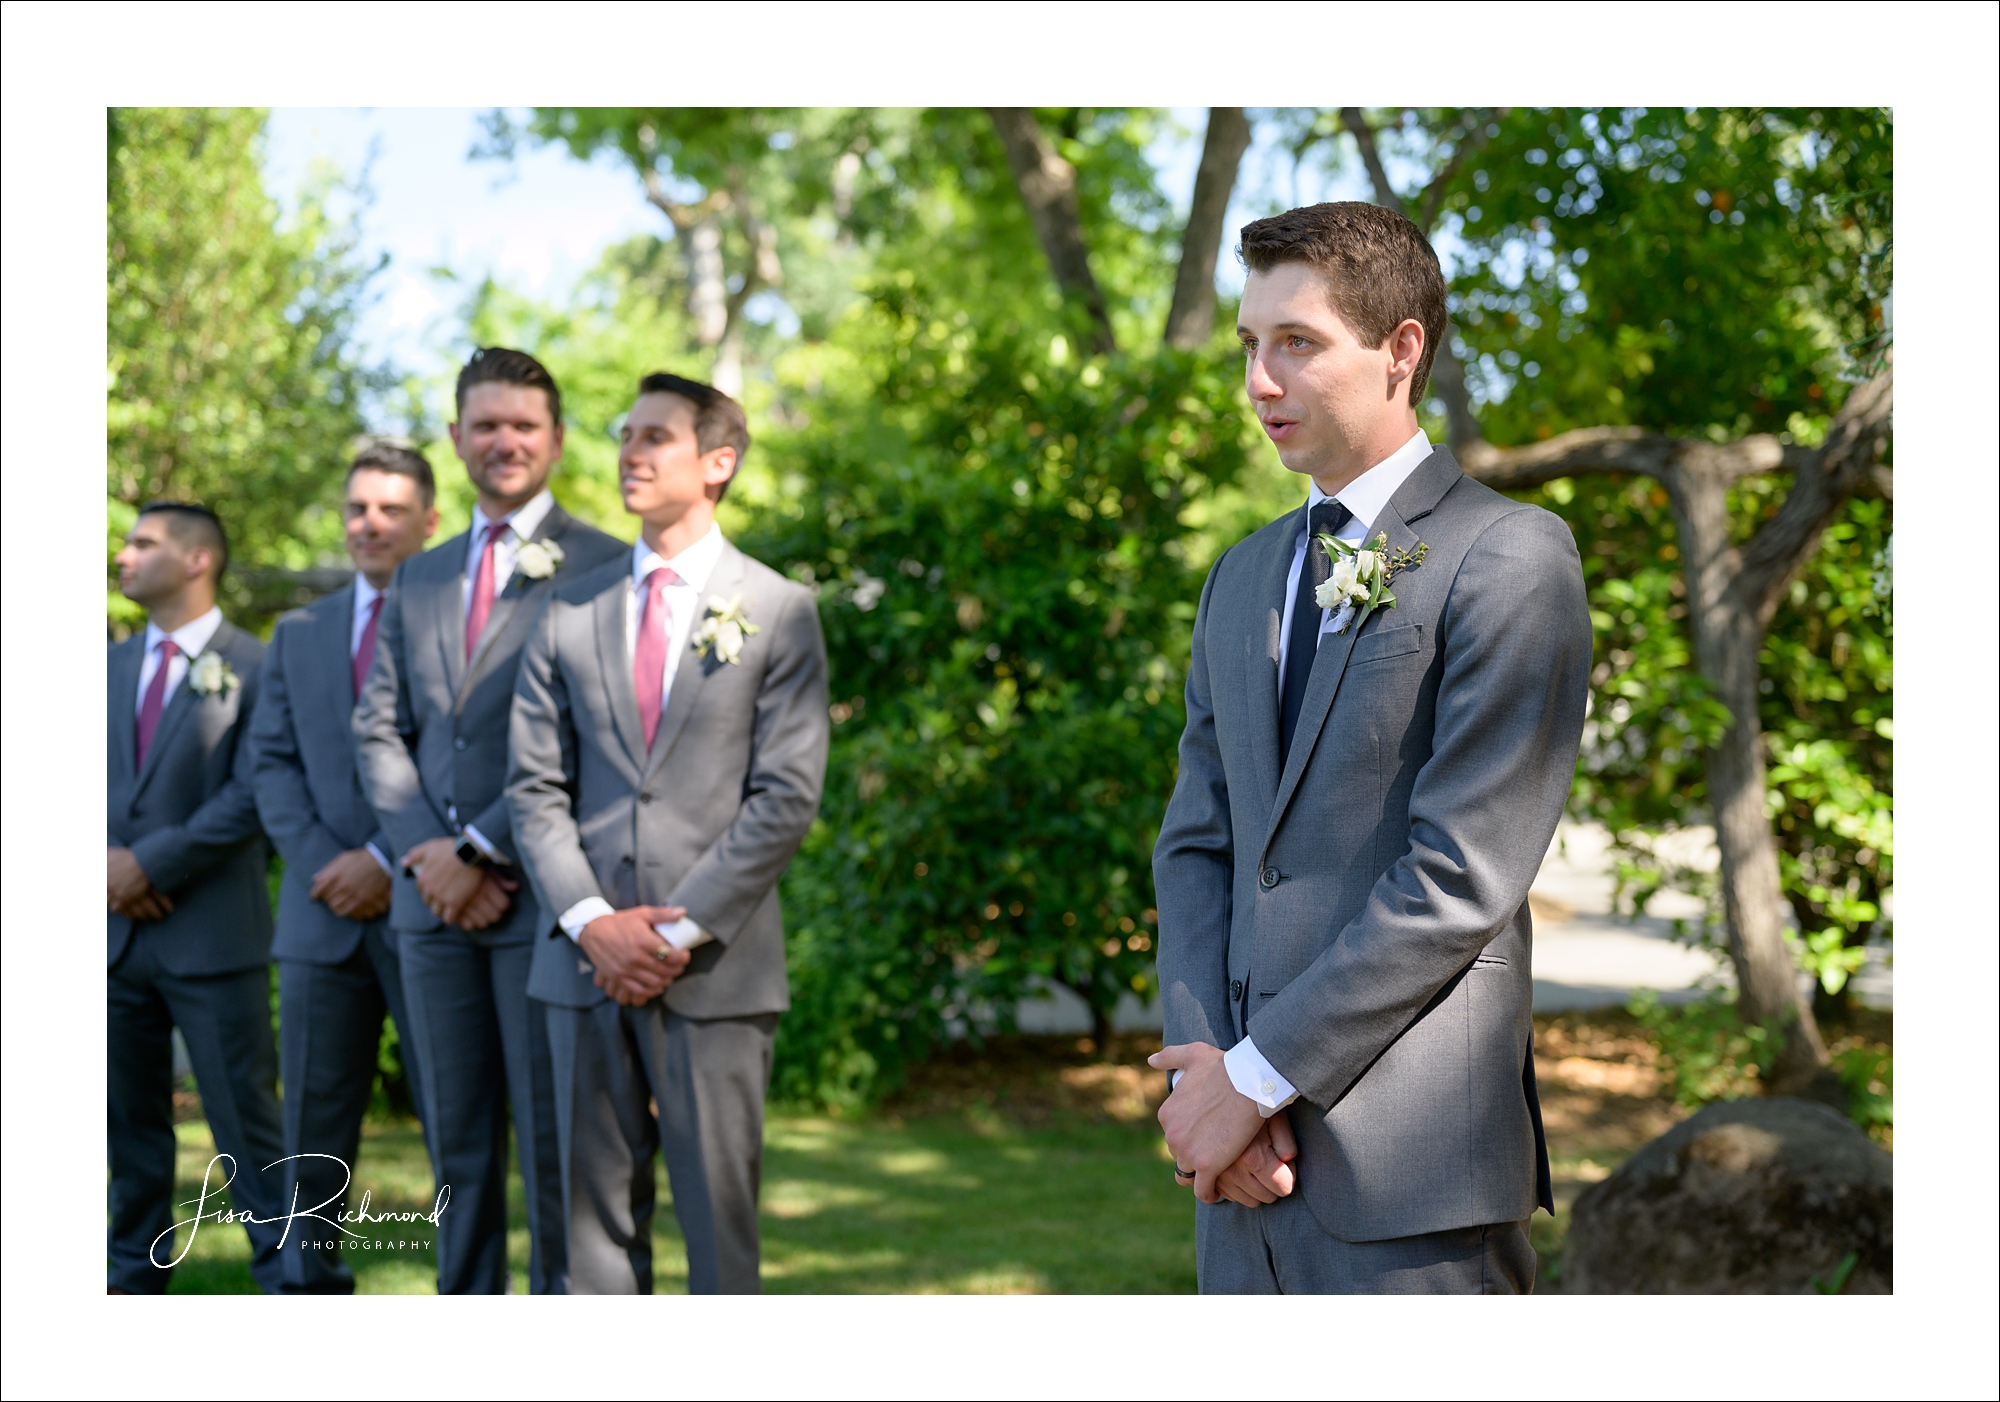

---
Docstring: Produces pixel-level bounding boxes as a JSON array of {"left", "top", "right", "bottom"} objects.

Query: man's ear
[
  {"left": 422, "top": 507, "right": 441, "bottom": 541},
  {"left": 184, "top": 546, "right": 215, "bottom": 583},
  {"left": 703, "top": 447, "right": 738, "bottom": 494},
  {"left": 1385, "top": 319, "right": 1426, "bottom": 399}
]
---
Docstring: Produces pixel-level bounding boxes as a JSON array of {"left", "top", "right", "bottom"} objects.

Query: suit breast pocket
[{"left": 1347, "top": 622, "right": 1423, "bottom": 669}]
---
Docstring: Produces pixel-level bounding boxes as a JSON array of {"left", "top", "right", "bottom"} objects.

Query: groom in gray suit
[
  {"left": 249, "top": 443, "right": 439, "bottom": 1292},
  {"left": 355, "top": 348, "right": 625, "bottom": 1293},
  {"left": 1151, "top": 203, "right": 1591, "bottom": 1293},
  {"left": 508, "top": 373, "right": 828, "bottom": 1294},
  {"left": 107, "top": 502, "right": 286, "bottom": 1292}
]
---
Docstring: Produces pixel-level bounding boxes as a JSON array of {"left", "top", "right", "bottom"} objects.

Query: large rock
[{"left": 1563, "top": 1097, "right": 1891, "bottom": 1293}]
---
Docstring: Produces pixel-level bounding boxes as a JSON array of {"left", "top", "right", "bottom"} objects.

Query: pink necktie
[
  {"left": 136, "top": 638, "right": 181, "bottom": 768},
  {"left": 353, "top": 594, "right": 386, "bottom": 697},
  {"left": 634, "top": 566, "right": 680, "bottom": 750},
  {"left": 465, "top": 521, "right": 505, "bottom": 660}
]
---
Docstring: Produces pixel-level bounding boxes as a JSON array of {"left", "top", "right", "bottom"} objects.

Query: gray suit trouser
[
  {"left": 275, "top": 924, "right": 425, "bottom": 1294},
  {"left": 1197, "top": 1193, "right": 1536, "bottom": 1294},
  {"left": 107, "top": 934, "right": 287, "bottom": 1294},
  {"left": 547, "top": 1002, "right": 778, "bottom": 1295},
  {"left": 397, "top": 928, "right": 566, "bottom": 1294}
]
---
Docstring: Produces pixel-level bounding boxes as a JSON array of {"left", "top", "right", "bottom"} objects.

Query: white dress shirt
[
  {"left": 135, "top": 606, "right": 225, "bottom": 712},
  {"left": 1215, "top": 428, "right": 1434, "bottom": 1117},
  {"left": 351, "top": 573, "right": 384, "bottom": 654},
  {"left": 556, "top": 525, "right": 729, "bottom": 953},
  {"left": 461, "top": 487, "right": 557, "bottom": 616},
  {"left": 456, "top": 489, "right": 557, "bottom": 863}
]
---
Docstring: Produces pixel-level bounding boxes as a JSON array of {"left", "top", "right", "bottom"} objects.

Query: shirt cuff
[
  {"left": 653, "top": 917, "right": 713, "bottom": 951},
  {"left": 459, "top": 824, "right": 506, "bottom": 864},
  {"left": 364, "top": 842, "right": 394, "bottom": 876},
  {"left": 558, "top": 897, "right": 616, "bottom": 942},
  {"left": 1224, "top": 1036, "right": 1300, "bottom": 1118}
]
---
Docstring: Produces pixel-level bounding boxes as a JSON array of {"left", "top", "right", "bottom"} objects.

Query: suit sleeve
[
  {"left": 248, "top": 619, "right": 348, "bottom": 878},
  {"left": 667, "top": 587, "right": 830, "bottom": 944},
  {"left": 353, "top": 575, "right": 452, "bottom": 861},
  {"left": 506, "top": 597, "right": 602, "bottom": 923},
  {"left": 129, "top": 646, "right": 269, "bottom": 893},
  {"left": 1152, "top": 554, "right": 1238, "bottom": 1051},
  {"left": 1247, "top": 509, "right": 1592, "bottom": 1108}
]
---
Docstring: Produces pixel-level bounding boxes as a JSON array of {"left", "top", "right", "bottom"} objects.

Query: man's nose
[{"left": 1246, "top": 350, "right": 1282, "bottom": 400}]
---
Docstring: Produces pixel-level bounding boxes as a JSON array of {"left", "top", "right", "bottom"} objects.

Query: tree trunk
[
  {"left": 1666, "top": 455, "right": 1829, "bottom": 1089},
  {"left": 1427, "top": 337, "right": 1486, "bottom": 455},
  {"left": 986, "top": 107, "right": 1117, "bottom": 356},
  {"left": 1164, "top": 107, "right": 1252, "bottom": 350},
  {"left": 678, "top": 215, "right": 729, "bottom": 349}
]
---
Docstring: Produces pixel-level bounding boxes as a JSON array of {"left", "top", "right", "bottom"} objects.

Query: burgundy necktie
[
  {"left": 633, "top": 566, "right": 681, "bottom": 750},
  {"left": 135, "top": 638, "right": 181, "bottom": 768},
  {"left": 353, "top": 593, "right": 385, "bottom": 697},
  {"left": 465, "top": 520, "right": 505, "bottom": 660}
]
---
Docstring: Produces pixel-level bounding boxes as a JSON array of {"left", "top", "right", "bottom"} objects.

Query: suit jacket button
[
  {"left": 1260, "top": 867, "right": 1279, "bottom": 889},
  {"left": 1230, "top": 980, "right": 1244, "bottom": 1000},
  {"left": 639, "top": 792, "right": 654, "bottom": 804},
  {"left": 620, "top": 854, "right": 635, "bottom": 865},
  {"left": 454, "top": 736, "right": 468, "bottom": 751}
]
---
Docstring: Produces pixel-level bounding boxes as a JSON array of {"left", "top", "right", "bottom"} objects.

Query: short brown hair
[
  {"left": 1237, "top": 202, "right": 1449, "bottom": 403},
  {"left": 138, "top": 500, "right": 229, "bottom": 579},
  {"left": 456, "top": 346, "right": 562, "bottom": 426},
  {"left": 637, "top": 372, "right": 750, "bottom": 502},
  {"left": 348, "top": 441, "right": 437, "bottom": 508}
]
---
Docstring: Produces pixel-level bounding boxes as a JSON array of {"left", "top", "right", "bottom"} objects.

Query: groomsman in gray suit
[
  {"left": 249, "top": 443, "right": 439, "bottom": 1293},
  {"left": 1151, "top": 203, "right": 1592, "bottom": 1293},
  {"left": 509, "top": 374, "right": 828, "bottom": 1294},
  {"left": 107, "top": 502, "right": 286, "bottom": 1293},
  {"left": 355, "top": 349, "right": 625, "bottom": 1293}
]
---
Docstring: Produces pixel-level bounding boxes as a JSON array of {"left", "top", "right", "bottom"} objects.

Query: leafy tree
[
  {"left": 1326, "top": 106, "right": 1892, "bottom": 1082},
  {"left": 107, "top": 107, "right": 386, "bottom": 633}
]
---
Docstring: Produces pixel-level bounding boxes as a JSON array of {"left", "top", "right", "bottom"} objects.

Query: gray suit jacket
[
  {"left": 354, "top": 502, "right": 626, "bottom": 940},
  {"left": 1154, "top": 446, "right": 1590, "bottom": 1243},
  {"left": 508, "top": 542, "right": 829, "bottom": 1016},
  {"left": 107, "top": 619, "right": 272, "bottom": 976},
  {"left": 249, "top": 582, "right": 392, "bottom": 964}
]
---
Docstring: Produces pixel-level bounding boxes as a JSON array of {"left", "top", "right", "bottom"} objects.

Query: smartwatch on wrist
[{"left": 453, "top": 837, "right": 491, "bottom": 870}]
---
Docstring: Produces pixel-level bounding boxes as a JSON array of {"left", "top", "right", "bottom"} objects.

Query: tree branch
[
  {"left": 1416, "top": 110, "right": 1502, "bottom": 232},
  {"left": 986, "top": 107, "right": 1116, "bottom": 356},
  {"left": 1339, "top": 108, "right": 1401, "bottom": 215},
  {"left": 1733, "top": 353, "right": 1894, "bottom": 622},
  {"left": 1458, "top": 426, "right": 1805, "bottom": 491},
  {"left": 1164, "top": 107, "right": 1252, "bottom": 350}
]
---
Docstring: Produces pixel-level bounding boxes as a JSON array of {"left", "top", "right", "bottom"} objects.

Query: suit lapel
[
  {"left": 593, "top": 575, "right": 648, "bottom": 775},
  {"left": 1247, "top": 507, "right": 1302, "bottom": 811},
  {"left": 1261, "top": 448, "right": 1462, "bottom": 852},
  {"left": 427, "top": 532, "right": 472, "bottom": 696},
  {"left": 321, "top": 583, "right": 358, "bottom": 701},
  {"left": 644, "top": 545, "right": 744, "bottom": 779},
  {"left": 133, "top": 621, "right": 236, "bottom": 801},
  {"left": 109, "top": 637, "right": 143, "bottom": 789}
]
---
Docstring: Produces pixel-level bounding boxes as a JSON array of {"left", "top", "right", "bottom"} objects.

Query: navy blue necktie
[{"left": 1279, "top": 498, "right": 1351, "bottom": 766}]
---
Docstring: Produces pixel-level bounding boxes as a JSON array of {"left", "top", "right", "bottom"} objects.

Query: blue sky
[{"left": 262, "top": 107, "right": 1372, "bottom": 386}]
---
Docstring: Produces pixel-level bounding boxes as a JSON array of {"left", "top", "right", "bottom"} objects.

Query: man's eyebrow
[{"left": 1237, "top": 322, "right": 1319, "bottom": 337}]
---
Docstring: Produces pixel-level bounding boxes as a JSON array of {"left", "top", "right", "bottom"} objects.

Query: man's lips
[{"left": 1262, "top": 418, "right": 1299, "bottom": 441}]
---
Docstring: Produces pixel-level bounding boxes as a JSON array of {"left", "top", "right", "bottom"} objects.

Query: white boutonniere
[
  {"left": 691, "top": 594, "right": 758, "bottom": 665},
  {"left": 1314, "top": 530, "right": 1427, "bottom": 635},
  {"left": 514, "top": 538, "right": 565, "bottom": 580},
  {"left": 186, "top": 650, "right": 241, "bottom": 698}
]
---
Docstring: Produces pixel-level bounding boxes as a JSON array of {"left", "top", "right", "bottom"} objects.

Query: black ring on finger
[{"left": 1173, "top": 1164, "right": 1196, "bottom": 1181}]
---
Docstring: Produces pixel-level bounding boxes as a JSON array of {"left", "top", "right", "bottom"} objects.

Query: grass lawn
[
  {"left": 155, "top": 1011, "right": 1890, "bottom": 1294},
  {"left": 162, "top": 1035, "right": 1193, "bottom": 1295}
]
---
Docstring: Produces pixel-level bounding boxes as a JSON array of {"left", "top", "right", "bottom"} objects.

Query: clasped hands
[
  {"left": 579, "top": 906, "right": 692, "bottom": 1006},
  {"left": 108, "top": 847, "right": 171, "bottom": 922},
  {"left": 403, "top": 836, "right": 517, "bottom": 929},
  {"left": 1152, "top": 1042, "right": 1298, "bottom": 1208},
  {"left": 310, "top": 848, "right": 392, "bottom": 921}
]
